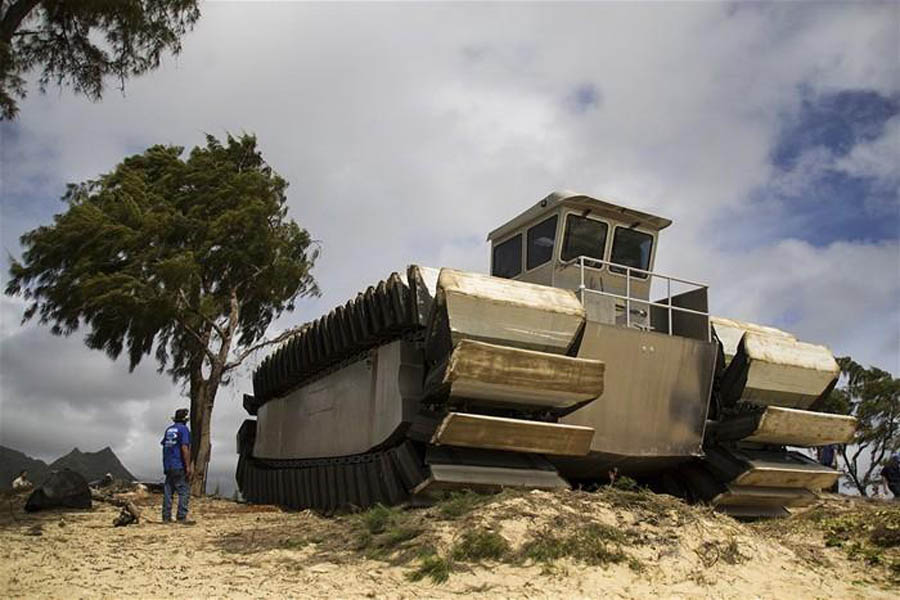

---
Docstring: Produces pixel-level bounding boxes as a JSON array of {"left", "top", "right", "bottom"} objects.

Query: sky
[{"left": 1, "top": 2, "right": 898, "bottom": 493}]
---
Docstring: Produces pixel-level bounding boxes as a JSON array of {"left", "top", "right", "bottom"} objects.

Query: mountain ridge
[{"left": 0, "top": 445, "right": 135, "bottom": 489}]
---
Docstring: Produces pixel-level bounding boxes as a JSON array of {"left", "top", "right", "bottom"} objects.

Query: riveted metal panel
[{"left": 563, "top": 322, "right": 716, "bottom": 457}]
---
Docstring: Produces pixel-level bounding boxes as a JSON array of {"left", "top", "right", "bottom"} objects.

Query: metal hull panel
[
  {"left": 563, "top": 322, "right": 716, "bottom": 457},
  {"left": 253, "top": 340, "right": 423, "bottom": 459}
]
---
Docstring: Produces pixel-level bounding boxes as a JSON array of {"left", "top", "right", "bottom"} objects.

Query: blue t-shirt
[{"left": 161, "top": 422, "right": 191, "bottom": 472}]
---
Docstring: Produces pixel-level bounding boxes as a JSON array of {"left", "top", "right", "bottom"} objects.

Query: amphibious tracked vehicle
[{"left": 236, "top": 191, "right": 855, "bottom": 518}]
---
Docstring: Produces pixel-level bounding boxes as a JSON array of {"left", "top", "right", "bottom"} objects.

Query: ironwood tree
[
  {"left": 6, "top": 133, "right": 319, "bottom": 495},
  {"left": 0, "top": 0, "right": 200, "bottom": 120},
  {"left": 820, "top": 356, "right": 900, "bottom": 496}
]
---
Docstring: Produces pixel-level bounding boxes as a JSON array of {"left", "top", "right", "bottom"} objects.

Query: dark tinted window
[
  {"left": 526, "top": 215, "right": 558, "bottom": 270},
  {"left": 561, "top": 214, "right": 608, "bottom": 267},
  {"left": 610, "top": 228, "right": 653, "bottom": 279},
  {"left": 492, "top": 234, "right": 522, "bottom": 278}
]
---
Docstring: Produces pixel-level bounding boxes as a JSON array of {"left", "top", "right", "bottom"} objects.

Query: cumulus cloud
[{"left": 0, "top": 2, "right": 897, "bottom": 490}]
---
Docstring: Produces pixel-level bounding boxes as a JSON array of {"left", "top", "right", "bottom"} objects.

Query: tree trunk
[{"left": 189, "top": 380, "right": 216, "bottom": 496}]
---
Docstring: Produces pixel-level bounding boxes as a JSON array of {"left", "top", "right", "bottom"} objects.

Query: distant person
[
  {"left": 161, "top": 408, "right": 193, "bottom": 523},
  {"left": 12, "top": 470, "right": 32, "bottom": 491},
  {"left": 881, "top": 453, "right": 900, "bottom": 500},
  {"left": 817, "top": 444, "right": 839, "bottom": 493}
]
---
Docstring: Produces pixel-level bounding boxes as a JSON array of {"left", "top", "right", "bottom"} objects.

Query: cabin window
[
  {"left": 609, "top": 227, "right": 653, "bottom": 279},
  {"left": 526, "top": 215, "right": 558, "bottom": 270},
  {"left": 492, "top": 233, "right": 522, "bottom": 278},
  {"left": 561, "top": 214, "right": 608, "bottom": 268}
]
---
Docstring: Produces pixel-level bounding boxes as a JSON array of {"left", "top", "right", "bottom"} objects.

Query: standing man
[
  {"left": 161, "top": 408, "right": 193, "bottom": 523},
  {"left": 817, "top": 444, "right": 839, "bottom": 493},
  {"left": 882, "top": 453, "right": 900, "bottom": 500}
]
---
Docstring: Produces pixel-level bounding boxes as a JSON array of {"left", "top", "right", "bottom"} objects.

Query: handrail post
[
  {"left": 625, "top": 266, "right": 631, "bottom": 329},
  {"left": 667, "top": 277, "right": 673, "bottom": 335},
  {"left": 578, "top": 256, "right": 585, "bottom": 303}
]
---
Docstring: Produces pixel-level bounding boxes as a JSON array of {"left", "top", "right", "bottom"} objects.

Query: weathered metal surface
[
  {"left": 563, "top": 321, "right": 716, "bottom": 457},
  {"left": 720, "top": 331, "right": 840, "bottom": 409},
  {"left": 413, "top": 463, "right": 569, "bottom": 494},
  {"left": 431, "top": 412, "right": 595, "bottom": 456},
  {"left": 407, "top": 264, "right": 439, "bottom": 326},
  {"left": 428, "top": 339, "right": 604, "bottom": 409},
  {"left": 722, "top": 406, "right": 857, "bottom": 446},
  {"left": 735, "top": 461, "right": 838, "bottom": 490},
  {"left": 253, "top": 340, "right": 423, "bottom": 460},
  {"left": 426, "top": 268, "right": 585, "bottom": 359},
  {"left": 713, "top": 484, "right": 817, "bottom": 508},
  {"left": 710, "top": 316, "right": 795, "bottom": 366},
  {"left": 706, "top": 447, "right": 839, "bottom": 490}
]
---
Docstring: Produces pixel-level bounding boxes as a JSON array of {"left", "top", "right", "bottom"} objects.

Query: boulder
[{"left": 25, "top": 469, "right": 92, "bottom": 512}]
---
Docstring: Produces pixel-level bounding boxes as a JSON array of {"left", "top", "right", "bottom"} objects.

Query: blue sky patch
[
  {"left": 733, "top": 89, "right": 900, "bottom": 247},
  {"left": 772, "top": 89, "right": 898, "bottom": 170}
]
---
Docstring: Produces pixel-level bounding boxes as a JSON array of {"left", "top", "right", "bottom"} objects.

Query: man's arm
[{"left": 181, "top": 444, "right": 192, "bottom": 479}]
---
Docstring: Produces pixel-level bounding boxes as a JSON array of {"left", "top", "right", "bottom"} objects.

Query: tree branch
[
  {"left": 223, "top": 324, "right": 306, "bottom": 372},
  {"left": 1, "top": 0, "right": 40, "bottom": 44},
  {"left": 177, "top": 288, "right": 226, "bottom": 339},
  {"left": 174, "top": 316, "right": 217, "bottom": 364}
]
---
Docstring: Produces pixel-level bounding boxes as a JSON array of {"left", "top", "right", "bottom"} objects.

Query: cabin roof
[{"left": 486, "top": 190, "right": 672, "bottom": 242}]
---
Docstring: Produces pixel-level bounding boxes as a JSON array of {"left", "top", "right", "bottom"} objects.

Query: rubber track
[
  {"left": 236, "top": 441, "right": 428, "bottom": 512},
  {"left": 251, "top": 271, "right": 427, "bottom": 409}
]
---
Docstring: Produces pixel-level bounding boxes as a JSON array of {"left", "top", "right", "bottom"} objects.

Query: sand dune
[{"left": 1, "top": 487, "right": 897, "bottom": 599}]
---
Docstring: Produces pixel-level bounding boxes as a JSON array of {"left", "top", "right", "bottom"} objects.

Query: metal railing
[{"left": 564, "top": 255, "right": 710, "bottom": 341}]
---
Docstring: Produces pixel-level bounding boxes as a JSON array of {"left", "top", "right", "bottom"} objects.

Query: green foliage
[
  {"left": 826, "top": 357, "right": 900, "bottom": 496},
  {"left": 406, "top": 552, "right": 451, "bottom": 584},
  {"left": 7, "top": 133, "right": 318, "bottom": 376},
  {"left": 6, "top": 133, "right": 318, "bottom": 492},
  {"left": 359, "top": 504, "right": 395, "bottom": 534},
  {"left": 800, "top": 506, "right": 900, "bottom": 580},
  {"left": 353, "top": 504, "right": 422, "bottom": 559},
  {"left": 0, "top": 0, "right": 200, "bottom": 120},
  {"left": 611, "top": 476, "right": 639, "bottom": 491},
  {"left": 521, "top": 523, "right": 628, "bottom": 567},
  {"left": 451, "top": 529, "right": 510, "bottom": 562},
  {"left": 435, "top": 490, "right": 490, "bottom": 520}
]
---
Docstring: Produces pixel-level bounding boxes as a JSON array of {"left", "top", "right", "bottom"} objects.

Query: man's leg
[
  {"left": 162, "top": 471, "right": 174, "bottom": 522},
  {"left": 889, "top": 480, "right": 900, "bottom": 500},
  {"left": 174, "top": 470, "right": 191, "bottom": 520}
]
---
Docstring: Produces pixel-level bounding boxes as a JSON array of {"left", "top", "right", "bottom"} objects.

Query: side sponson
[
  {"left": 425, "top": 339, "right": 605, "bottom": 410},
  {"left": 431, "top": 412, "right": 595, "bottom": 456},
  {"left": 425, "top": 268, "right": 585, "bottom": 362},
  {"left": 718, "top": 329, "right": 839, "bottom": 409},
  {"left": 714, "top": 406, "right": 856, "bottom": 447}
]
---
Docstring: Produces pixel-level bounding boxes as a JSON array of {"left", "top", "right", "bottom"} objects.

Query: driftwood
[{"left": 90, "top": 489, "right": 141, "bottom": 526}]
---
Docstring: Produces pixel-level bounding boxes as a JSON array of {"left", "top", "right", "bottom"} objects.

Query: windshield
[
  {"left": 561, "top": 214, "right": 608, "bottom": 268},
  {"left": 526, "top": 215, "right": 558, "bottom": 270},
  {"left": 609, "top": 228, "right": 653, "bottom": 278},
  {"left": 492, "top": 234, "right": 522, "bottom": 278}
]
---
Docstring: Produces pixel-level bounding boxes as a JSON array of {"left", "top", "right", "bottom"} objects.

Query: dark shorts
[{"left": 887, "top": 479, "right": 900, "bottom": 498}]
